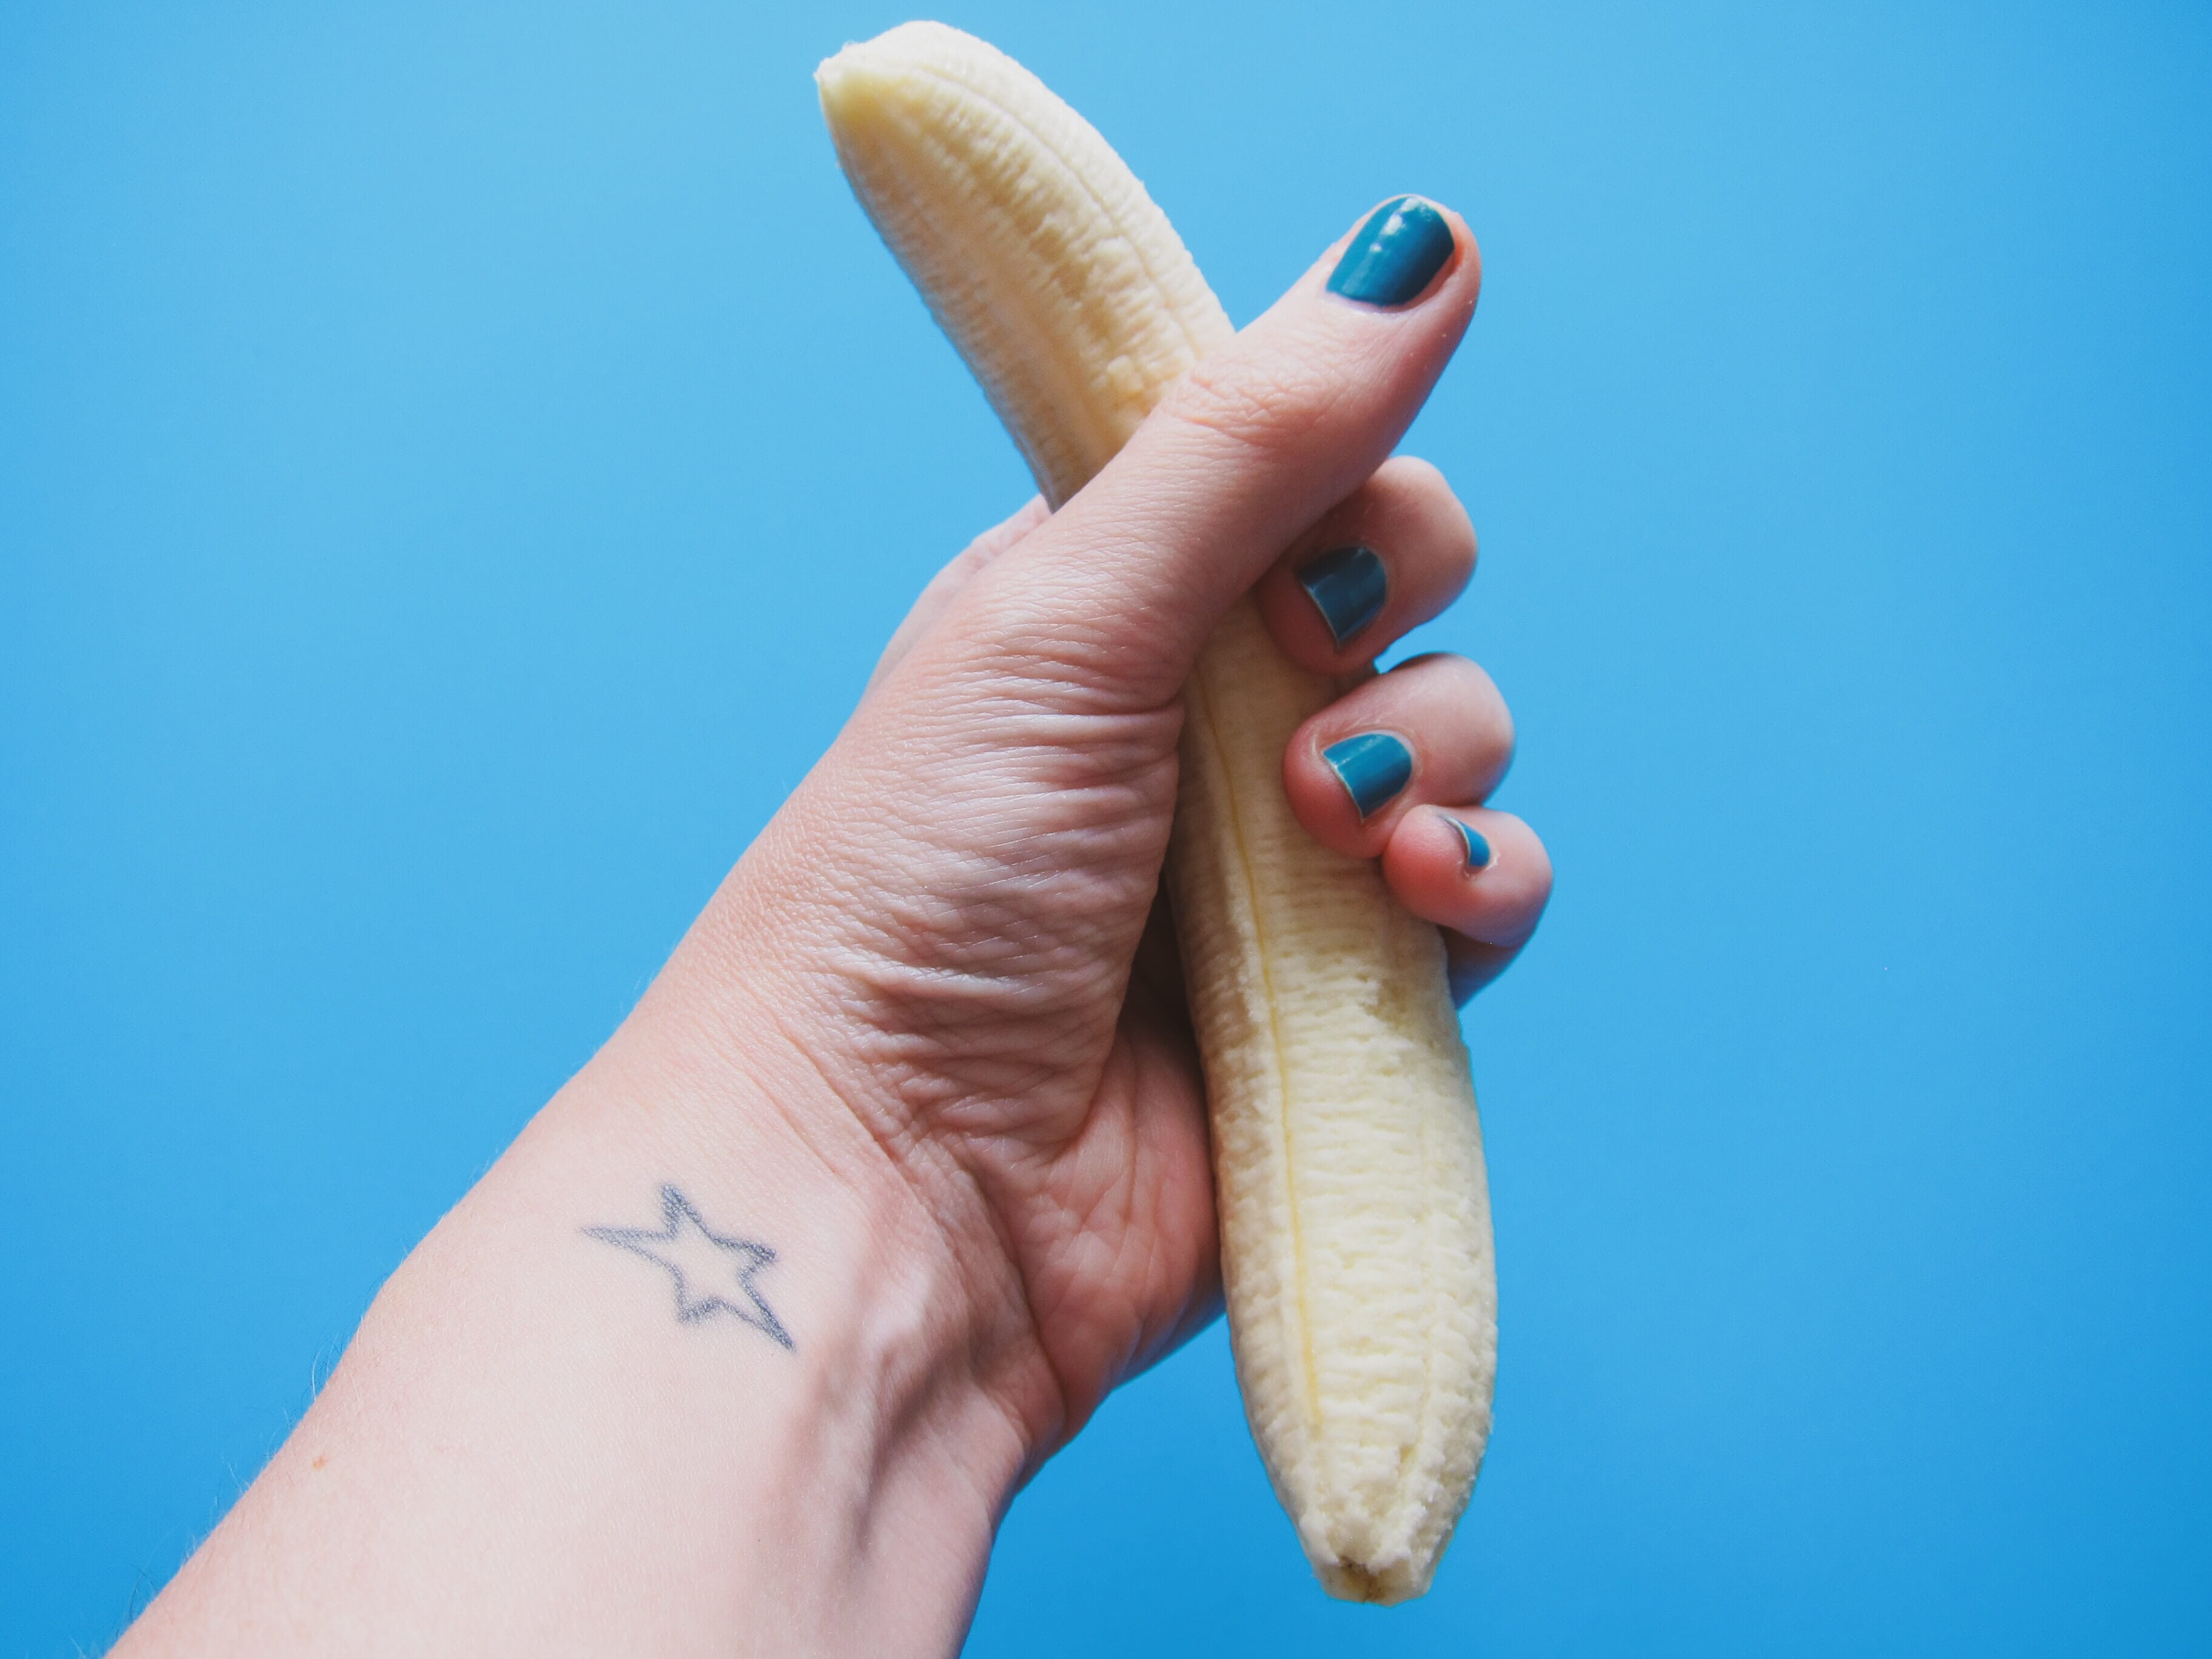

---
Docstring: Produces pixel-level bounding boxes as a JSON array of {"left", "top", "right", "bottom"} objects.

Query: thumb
[{"left": 935, "top": 196, "right": 1481, "bottom": 708}]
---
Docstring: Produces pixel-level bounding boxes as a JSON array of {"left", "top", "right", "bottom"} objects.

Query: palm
[
  {"left": 737, "top": 424, "right": 1549, "bottom": 1455},
  {"left": 990, "top": 897, "right": 1222, "bottom": 1443}
]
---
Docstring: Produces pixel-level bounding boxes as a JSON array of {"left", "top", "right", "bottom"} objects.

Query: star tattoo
[{"left": 584, "top": 1185, "right": 794, "bottom": 1351}]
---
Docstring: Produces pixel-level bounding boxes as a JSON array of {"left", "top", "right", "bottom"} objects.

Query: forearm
[{"left": 118, "top": 983, "right": 1038, "bottom": 1659}]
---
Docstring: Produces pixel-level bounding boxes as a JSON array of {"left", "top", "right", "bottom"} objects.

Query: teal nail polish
[
  {"left": 1322, "top": 732, "right": 1413, "bottom": 819},
  {"left": 1297, "top": 546, "right": 1387, "bottom": 648},
  {"left": 1326, "top": 196, "right": 1456, "bottom": 307},
  {"left": 1450, "top": 817, "right": 1493, "bottom": 871}
]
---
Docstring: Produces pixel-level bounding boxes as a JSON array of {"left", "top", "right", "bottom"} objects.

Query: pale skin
[{"left": 116, "top": 202, "right": 1550, "bottom": 1658}]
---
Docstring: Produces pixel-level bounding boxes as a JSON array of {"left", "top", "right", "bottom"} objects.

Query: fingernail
[
  {"left": 1326, "top": 196, "right": 1456, "bottom": 307},
  {"left": 1322, "top": 732, "right": 1413, "bottom": 819},
  {"left": 1297, "top": 545, "right": 1387, "bottom": 647},
  {"left": 1449, "top": 816, "right": 1493, "bottom": 871}
]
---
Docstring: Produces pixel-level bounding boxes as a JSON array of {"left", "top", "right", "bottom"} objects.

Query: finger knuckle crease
[{"left": 1164, "top": 357, "right": 1334, "bottom": 457}]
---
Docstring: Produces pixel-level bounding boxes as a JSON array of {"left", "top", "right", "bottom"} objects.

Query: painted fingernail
[
  {"left": 1449, "top": 816, "right": 1493, "bottom": 871},
  {"left": 1297, "top": 545, "right": 1388, "bottom": 648},
  {"left": 1321, "top": 732, "right": 1413, "bottom": 819},
  {"left": 1326, "top": 196, "right": 1456, "bottom": 307}
]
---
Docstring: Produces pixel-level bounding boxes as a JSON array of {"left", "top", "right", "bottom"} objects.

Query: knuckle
[
  {"left": 1393, "top": 649, "right": 1486, "bottom": 691},
  {"left": 1162, "top": 352, "right": 1335, "bottom": 458},
  {"left": 1375, "top": 453, "right": 1450, "bottom": 502},
  {"left": 1421, "top": 481, "right": 1478, "bottom": 573},
  {"left": 1393, "top": 652, "right": 1514, "bottom": 768},
  {"left": 1444, "top": 504, "right": 1478, "bottom": 577},
  {"left": 1494, "top": 814, "right": 1550, "bottom": 884},
  {"left": 1370, "top": 457, "right": 1476, "bottom": 580},
  {"left": 1510, "top": 837, "right": 1555, "bottom": 914}
]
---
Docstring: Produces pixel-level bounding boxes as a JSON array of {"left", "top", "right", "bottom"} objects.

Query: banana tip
[{"left": 1318, "top": 1557, "right": 1429, "bottom": 1606}]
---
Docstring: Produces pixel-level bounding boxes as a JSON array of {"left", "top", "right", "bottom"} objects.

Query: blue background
[{"left": 3, "top": 1, "right": 2207, "bottom": 1652}]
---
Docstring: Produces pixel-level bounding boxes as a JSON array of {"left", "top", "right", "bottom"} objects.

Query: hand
[
  {"left": 116, "top": 201, "right": 1553, "bottom": 1659},
  {"left": 643, "top": 202, "right": 1552, "bottom": 1460}
]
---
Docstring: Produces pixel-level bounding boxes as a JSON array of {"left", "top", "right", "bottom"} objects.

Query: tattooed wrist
[{"left": 584, "top": 1184, "right": 795, "bottom": 1351}]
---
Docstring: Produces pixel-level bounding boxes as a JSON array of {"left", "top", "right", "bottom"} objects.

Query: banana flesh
[{"left": 817, "top": 22, "right": 1496, "bottom": 1603}]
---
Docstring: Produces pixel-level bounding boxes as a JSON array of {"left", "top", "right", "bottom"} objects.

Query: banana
[{"left": 817, "top": 22, "right": 1496, "bottom": 1603}]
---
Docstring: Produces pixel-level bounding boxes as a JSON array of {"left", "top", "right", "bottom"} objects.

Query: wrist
[
  {"left": 606, "top": 962, "right": 1059, "bottom": 1454},
  {"left": 571, "top": 996, "right": 1044, "bottom": 1650},
  {"left": 623, "top": 927, "right": 1075, "bottom": 1463}
]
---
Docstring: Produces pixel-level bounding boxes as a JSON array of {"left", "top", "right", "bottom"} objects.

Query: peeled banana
[{"left": 817, "top": 22, "right": 1496, "bottom": 1603}]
